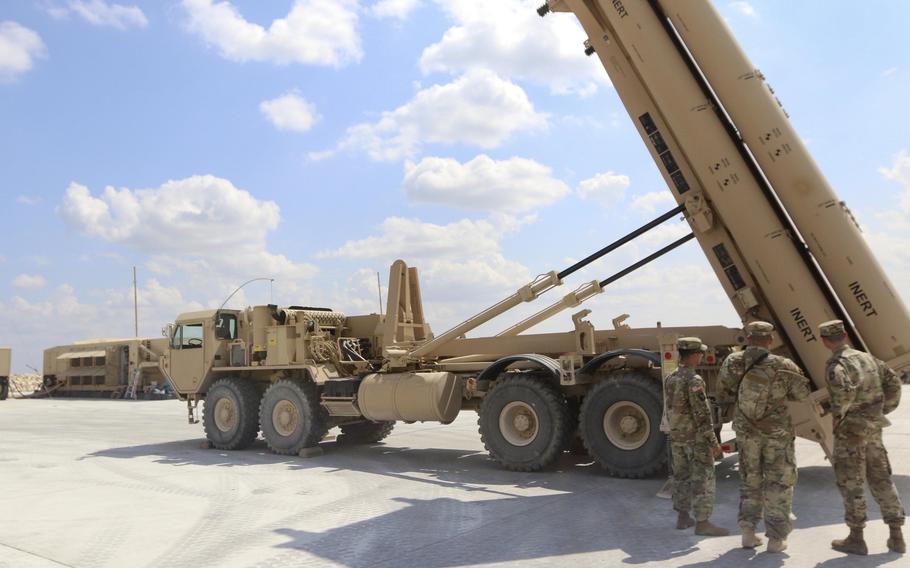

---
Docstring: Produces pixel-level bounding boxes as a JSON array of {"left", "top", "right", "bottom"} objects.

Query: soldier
[
  {"left": 718, "top": 321, "right": 809, "bottom": 553},
  {"left": 665, "top": 337, "right": 729, "bottom": 536},
  {"left": 820, "top": 320, "right": 905, "bottom": 555}
]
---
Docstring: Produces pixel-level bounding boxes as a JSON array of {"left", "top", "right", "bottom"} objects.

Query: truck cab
[{"left": 164, "top": 309, "right": 240, "bottom": 396}]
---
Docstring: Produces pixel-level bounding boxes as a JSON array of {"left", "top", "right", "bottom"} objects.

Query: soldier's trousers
[
  {"left": 737, "top": 432, "right": 796, "bottom": 539},
  {"left": 671, "top": 440, "right": 715, "bottom": 521},
  {"left": 833, "top": 430, "right": 905, "bottom": 528}
]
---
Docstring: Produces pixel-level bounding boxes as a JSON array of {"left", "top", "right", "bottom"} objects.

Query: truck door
[{"left": 168, "top": 321, "right": 206, "bottom": 393}]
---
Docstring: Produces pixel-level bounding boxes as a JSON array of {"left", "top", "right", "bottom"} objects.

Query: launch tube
[
  {"left": 558, "top": 0, "right": 841, "bottom": 384},
  {"left": 656, "top": 0, "right": 910, "bottom": 372}
]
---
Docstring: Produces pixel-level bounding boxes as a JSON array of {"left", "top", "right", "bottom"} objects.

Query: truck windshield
[{"left": 171, "top": 323, "right": 204, "bottom": 349}]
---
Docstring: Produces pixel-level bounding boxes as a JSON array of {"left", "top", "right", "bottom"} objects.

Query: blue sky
[{"left": 1, "top": 0, "right": 909, "bottom": 373}]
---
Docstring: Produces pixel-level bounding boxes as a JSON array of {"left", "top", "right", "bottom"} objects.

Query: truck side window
[
  {"left": 172, "top": 323, "right": 204, "bottom": 349},
  {"left": 215, "top": 314, "right": 237, "bottom": 341}
]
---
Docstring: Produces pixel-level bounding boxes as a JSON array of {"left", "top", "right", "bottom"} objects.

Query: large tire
[
  {"left": 202, "top": 377, "right": 260, "bottom": 450},
  {"left": 478, "top": 375, "right": 569, "bottom": 472},
  {"left": 259, "top": 378, "right": 328, "bottom": 455},
  {"left": 580, "top": 371, "right": 667, "bottom": 478},
  {"left": 338, "top": 421, "right": 395, "bottom": 444}
]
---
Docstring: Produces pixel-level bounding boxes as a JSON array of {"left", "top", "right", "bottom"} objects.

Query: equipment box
[{"left": 0, "top": 348, "right": 10, "bottom": 377}]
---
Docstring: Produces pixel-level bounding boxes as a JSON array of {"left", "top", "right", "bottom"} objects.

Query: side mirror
[{"left": 162, "top": 323, "right": 174, "bottom": 339}]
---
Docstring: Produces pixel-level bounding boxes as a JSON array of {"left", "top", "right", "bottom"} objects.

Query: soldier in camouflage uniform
[
  {"left": 718, "top": 321, "right": 809, "bottom": 553},
  {"left": 665, "top": 337, "right": 729, "bottom": 536},
  {"left": 820, "top": 320, "right": 905, "bottom": 555}
]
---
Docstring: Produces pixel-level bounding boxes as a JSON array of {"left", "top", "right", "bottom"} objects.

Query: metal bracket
[{"left": 187, "top": 399, "right": 200, "bottom": 424}]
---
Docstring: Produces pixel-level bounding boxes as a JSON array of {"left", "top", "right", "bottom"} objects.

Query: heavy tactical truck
[
  {"left": 160, "top": 0, "right": 910, "bottom": 476},
  {"left": 0, "top": 347, "right": 10, "bottom": 400}
]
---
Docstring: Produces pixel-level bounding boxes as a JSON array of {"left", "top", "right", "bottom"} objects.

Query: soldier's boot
[
  {"left": 887, "top": 525, "right": 906, "bottom": 554},
  {"left": 741, "top": 525, "right": 763, "bottom": 548},
  {"left": 676, "top": 511, "right": 695, "bottom": 530},
  {"left": 767, "top": 538, "right": 787, "bottom": 553},
  {"left": 695, "top": 520, "right": 730, "bottom": 537},
  {"left": 831, "top": 527, "right": 868, "bottom": 556}
]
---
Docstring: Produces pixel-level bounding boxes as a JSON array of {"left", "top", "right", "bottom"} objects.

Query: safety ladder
[{"left": 124, "top": 368, "right": 142, "bottom": 400}]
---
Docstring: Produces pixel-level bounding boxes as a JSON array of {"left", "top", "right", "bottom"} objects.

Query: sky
[{"left": 1, "top": 0, "right": 909, "bottom": 373}]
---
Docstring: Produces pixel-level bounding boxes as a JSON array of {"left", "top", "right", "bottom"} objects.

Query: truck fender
[
  {"left": 578, "top": 349, "right": 660, "bottom": 377},
  {"left": 477, "top": 354, "right": 562, "bottom": 384}
]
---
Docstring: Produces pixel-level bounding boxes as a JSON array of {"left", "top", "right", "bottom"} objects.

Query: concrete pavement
[{"left": 0, "top": 391, "right": 908, "bottom": 567}]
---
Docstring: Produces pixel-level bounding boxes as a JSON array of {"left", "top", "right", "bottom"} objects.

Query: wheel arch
[
  {"left": 477, "top": 353, "right": 562, "bottom": 384},
  {"left": 579, "top": 349, "right": 660, "bottom": 378}
]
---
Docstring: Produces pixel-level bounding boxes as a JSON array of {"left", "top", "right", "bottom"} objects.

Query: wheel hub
[
  {"left": 499, "top": 401, "right": 539, "bottom": 447},
  {"left": 603, "top": 401, "right": 651, "bottom": 451},
  {"left": 214, "top": 398, "right": 236, "bottom": 433},
  {"left": 620, "top": 415, "right": 639, "bottom": 434},
  {"left": 272, "top": 399, "right": 300, "bottom": 437}
]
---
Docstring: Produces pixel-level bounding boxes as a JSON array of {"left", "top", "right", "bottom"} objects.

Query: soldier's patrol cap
[
  {"left": 818, "top": 320, "right": 846, "bottom": 338},
  {"left": 744, "top": 321, "right": 774, "bottom": 337},
  {"left": 678, "top": 337, "right": 708, "bottom": 352}
]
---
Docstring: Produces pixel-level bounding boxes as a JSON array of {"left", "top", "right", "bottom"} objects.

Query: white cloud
[
  {"left": 314, "top": 70, "right": 547, "bottom": 162},
  {"left": 638, "top": 221, "right": 691, "bottom": 247},
  {"left": 590, "top": 261, "right": 737, "bottom": 328},
  {"left": 879, "top": 150, "right": 910, "bottom": 214},
  {"left": 65, "top": 1, "right": 148, "bottom": 30},
  {"left": 12, "top": 274, "right": 47, "bottom": 289},
  {"left": 630, "top": 191, "right": 676, "bottom": 214},
  {"left": 371, "top": 0, "right": 420, "bottom": 20},
  {"left": 318, "top": 214, "right": 533, "bottom": 297},
  {"left": 577, "top": 171, "right": 630, "bottom": 207},
  {"left": 869, "top": 151, "right": 910, "bottom": 303},
  {"left": 57, "top": 175, "right": 318, "bottom": 287},
  {"left": 0, "top": 21, "right": 47, "bottom": 82},
  {"left": 728, "top": 1, "right": 758, "bottom": 19},
  {"left": 403, "top": 155, "right": 569, "bottom": 212},
  {"left": 181, "top": 0, "right": 361, "bottom": 67},
  {"left": 0, "top": 281, "right": 207, "bottom": 372},
  {"left": 882, "top": 67, "right": 899, "bottom": 78},
  {"left": 421, "top": 0, "right": 607, "bottom": 97},
  {"left": 16, "top": 195, "right": 41, "bottom": 205},
  {"left": 260, "top": 91, "right": 320, "bottom": 132}
]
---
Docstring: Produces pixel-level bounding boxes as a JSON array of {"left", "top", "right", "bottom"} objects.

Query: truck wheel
[
  {"left": 579, "top": 371, "right": 667, "bottom": 478},
  {"left": 202, "top": 378, "right": 260, "bottom": 450},
  {"left": 478, "top": 375, "right": 569, "bottom": 472},
  {"left": 338, "top": 421, "right": 395, "bottom": 444},
  {"left": 259, "top": 378, "right": 328, "bottom": 455}
]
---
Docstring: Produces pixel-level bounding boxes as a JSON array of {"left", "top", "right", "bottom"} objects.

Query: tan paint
[
  {"left": 0, "top": 348, "right": 10, "bottom": 378},
  {"left": 659, "top": 0, "right": 910, "bottom": 372},
  {"left": 42, "top": 338, "right": 168, "bottom": 395},
  {"left": 559, "top": 0, "right": 839, "bottom": 387},
  {"left": 357, "top": 371, "right": 461, "bottom": 423}
]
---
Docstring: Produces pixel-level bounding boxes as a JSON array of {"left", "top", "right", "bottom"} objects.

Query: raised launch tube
[
  {"left": 654, "top": 0, "right": 910, "bottom": 372},
  {"left": 552, "top": 0, "right": 841, "bottom": 383}
]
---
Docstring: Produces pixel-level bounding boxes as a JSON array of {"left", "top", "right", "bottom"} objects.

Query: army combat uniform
[
  {"left": 821, "top": 320, "right": 905, "bottom": 554},
  {"left": 665, "top": 339, "right": 721, "bottom": 525},
  {"left": 718, "top": 322, "right": 809, "bottom": 545}
]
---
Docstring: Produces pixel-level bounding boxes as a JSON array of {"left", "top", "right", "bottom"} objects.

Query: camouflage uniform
[
  {"left": 719, "top": 339, "right": 809, "bottom": 540},
  {"left": 824, "top": 325, "right": 905, "bottom": 530},
  {"left": 666, "top": 349, "right": 720, "bottom": 522}
]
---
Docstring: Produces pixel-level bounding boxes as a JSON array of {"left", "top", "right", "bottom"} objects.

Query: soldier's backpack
[{"left": 737, "top": 353, "right": 775, "bottom": 423}]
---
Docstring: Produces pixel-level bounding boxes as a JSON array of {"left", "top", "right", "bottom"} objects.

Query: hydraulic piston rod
[
  {"left": 408, "top": 204, "right": 687, "bottom": 359},
  {"left": 499, "top": 233, "right": 695, "bottom": 336},
  {"left": 558, "top": 204, "right": 685, "bottom": 280}
]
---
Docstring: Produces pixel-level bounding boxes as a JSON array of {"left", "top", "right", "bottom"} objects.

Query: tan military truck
[
  {"left": 41, "top": 338, "right": 169, "bottom": 399},
  {"left": 160, "top": 0, "right": 910, "bottom": 476},
  {"left": 0, "top": 347, "right": 10, "bottom": 400},
  {"left": 163, "top": 261, "right": 742, "bottom": 476}
]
